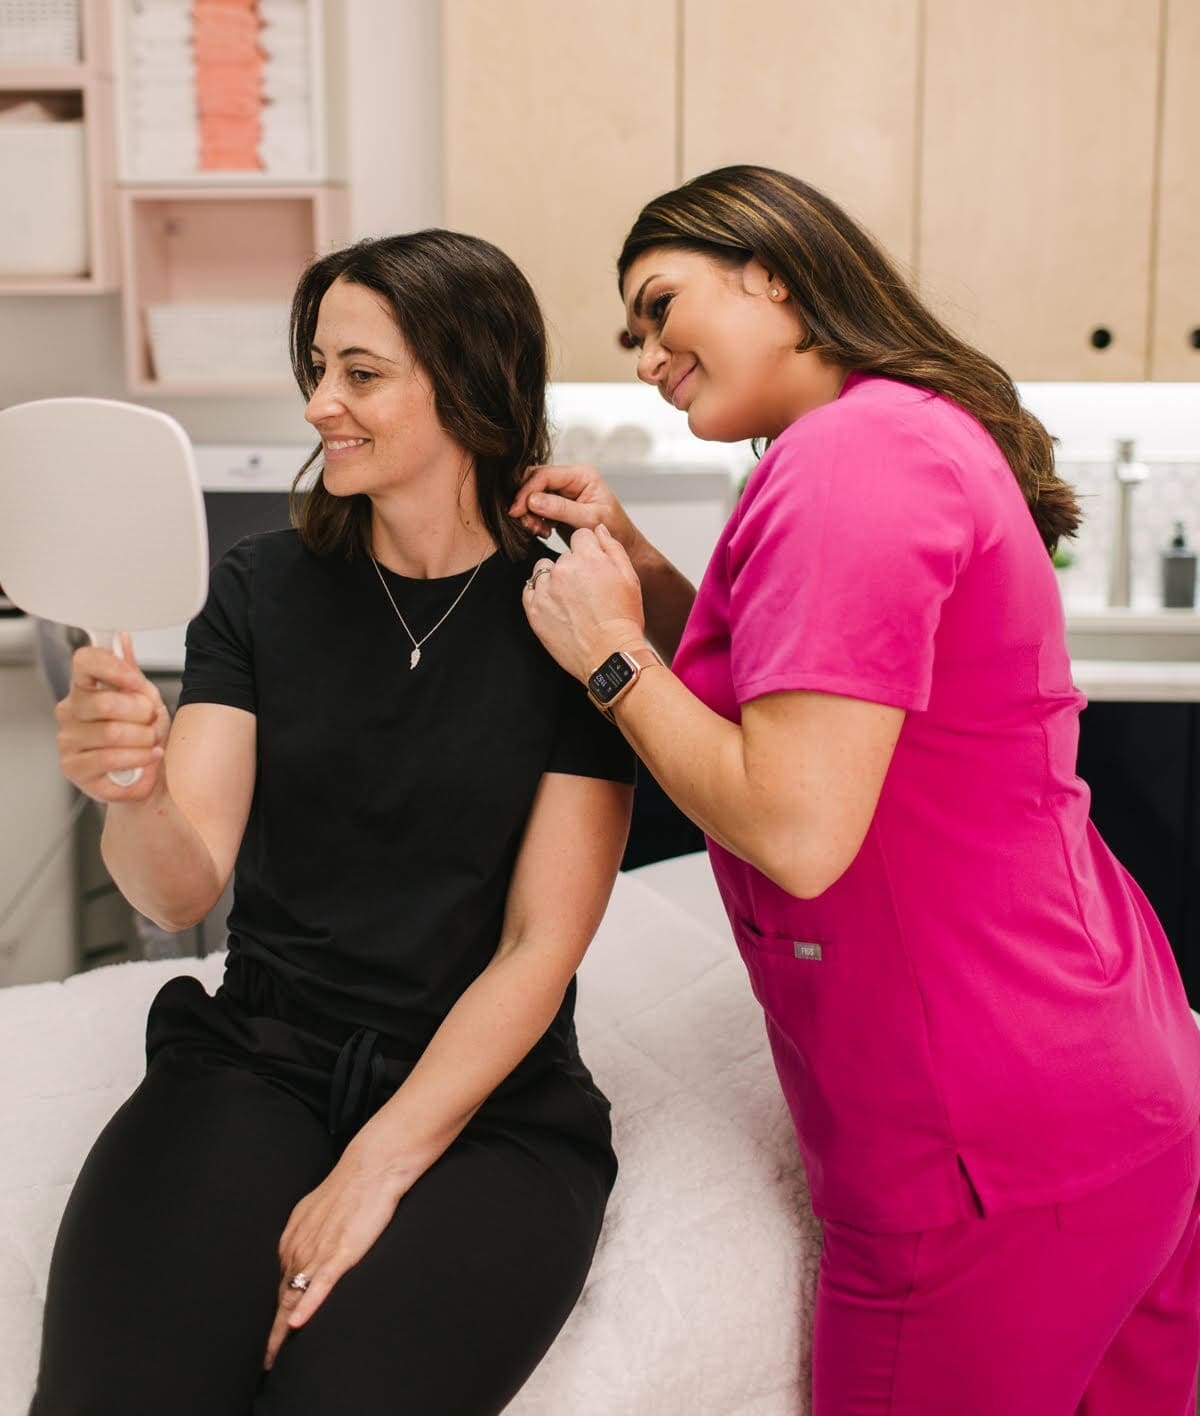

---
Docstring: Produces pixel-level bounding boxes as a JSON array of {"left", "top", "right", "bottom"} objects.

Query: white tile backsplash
[
  {"left": 551, "top": 380, "right": 1200, "bottom": 610},
  {"left": 1055, "top": 458, "right": 1200, "bottom": 609}
]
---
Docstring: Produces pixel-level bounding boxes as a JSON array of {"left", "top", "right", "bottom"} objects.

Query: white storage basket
[
  {"left": 145, "top": 300, "right": 293, "bottom": 384},
  {"left": 0, "top": 120, "right": 87, "bottom": 275},
  {"left": 0, "top": 0, "right": 80, "bottom": 63}
]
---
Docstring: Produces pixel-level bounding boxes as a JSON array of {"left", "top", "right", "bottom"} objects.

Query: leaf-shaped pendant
[{"left": 409, "top": 646, "right": 421, "bottom": 670}]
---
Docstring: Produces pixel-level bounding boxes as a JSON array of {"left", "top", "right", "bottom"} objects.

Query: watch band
[{"left": 586, "top": 644, "right": 663, "bottom": 719}]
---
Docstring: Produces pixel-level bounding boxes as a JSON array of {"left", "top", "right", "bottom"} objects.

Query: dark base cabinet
[{"left": 1075, "top": 702, "right": 1200, "bottom": 1006}]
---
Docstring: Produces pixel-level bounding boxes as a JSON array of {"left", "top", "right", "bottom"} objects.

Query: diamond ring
[{"left": 287, "top": 1271, "right": 311, "bottom": 1292}]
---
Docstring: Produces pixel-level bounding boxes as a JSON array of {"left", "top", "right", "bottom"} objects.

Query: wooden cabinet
[
  {"left": 682, "top": 0, "right": 920, "bottom": 271},
  {"left": 445, "top": 1, "right": 1194, "bottom": 383},
  {"left": 918, "top": 0, "right": 1161, "bottom": 381},
  {"left": 443, "top": 0, "right": 677, "bottom": 381},
  {"left": 1151, "top": 0, "right": 1200, "bottom": 380}
]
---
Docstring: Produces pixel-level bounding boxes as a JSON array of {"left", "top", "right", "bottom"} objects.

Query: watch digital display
[{"left": 588, "top": 653, "right": 636, "bottom": 702}]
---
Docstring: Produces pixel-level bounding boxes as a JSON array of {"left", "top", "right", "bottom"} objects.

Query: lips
[
  {"left": 666, "top": 364, "right": 697, "bottom": 407},
  {"left": 323, "top": 436, "right": 370, "bottom": 453}
]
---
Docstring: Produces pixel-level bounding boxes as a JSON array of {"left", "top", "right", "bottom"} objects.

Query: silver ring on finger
[
  {"left": 287, "top": 1271, "right": 311, "bottom": 1292},
  {"left": 526, "top": 567, "right": 552, "bottom": 591}
]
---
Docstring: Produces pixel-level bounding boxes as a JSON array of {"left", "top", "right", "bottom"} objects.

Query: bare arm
[
  {"left": 510, "top": 463, "right": 697, "bottom": 662},
  {"left": 612, "top": 674, "right": 902, "bottom": 899},
  {"left": 103, "top": 701, "right": 255, "bottom": 930},
  {"left": 346, "top": 769, "right": 632, "bottom": 1183},
  {"left": 523, "top": 526, "right": 904, "bottom": 899},
  {"left": 265, "top": 768, "right": 633, "bottom": 1361},
  {"left": 57, "top": 638, "right": 255, "bottom": 931}
]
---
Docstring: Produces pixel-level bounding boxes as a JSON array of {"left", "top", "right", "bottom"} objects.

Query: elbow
[
  {"left": 754, "top": 841, "right": 850, "bottom": 902},
  {"left": 141, "top": 903, "right": 209, "bottom": 934},
  {"left": 132, "top": 883, "right": 226, "bottom": 935},
  {"left": 763, "top": 865, "right": 833, "bottom": 901}
]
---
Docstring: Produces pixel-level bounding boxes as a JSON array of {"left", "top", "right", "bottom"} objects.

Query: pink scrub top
[{"left": 673, "top": 371, "right": 1200, "bottom": 1233}]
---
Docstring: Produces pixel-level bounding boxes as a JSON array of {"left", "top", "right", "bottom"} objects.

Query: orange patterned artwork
[{"left": 194, "top": 0, "right": 264, "bottom": 171}]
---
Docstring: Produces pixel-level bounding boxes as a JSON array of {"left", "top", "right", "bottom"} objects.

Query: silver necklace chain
[{"left": 370, "top": 552, "right": 488, "bottom": 670}]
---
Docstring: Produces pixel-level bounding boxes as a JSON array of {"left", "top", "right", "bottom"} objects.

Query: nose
[
  {"left": 636, "top": 336, "right": 668, "bottom": 388},
  {"left": 304, "top": 371, "right": 343, "bottom": 426}
]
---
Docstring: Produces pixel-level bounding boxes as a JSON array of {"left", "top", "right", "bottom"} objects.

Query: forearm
[
  {"left": 629, "top": 537, "right": 696, "bottom": 664},
  {"left": 609, "top": 668, "right": 810, "bottom": 892},
  {"left": 101, "top": 784, "right": 224, "bottom": 932},
  {"left": 347, "top": 943, "right": 576, "bottom": 1184}
]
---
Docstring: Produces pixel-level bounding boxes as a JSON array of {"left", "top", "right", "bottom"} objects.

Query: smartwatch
[{"left": 586, "top": 645, "right": 663, "bottom": 718}]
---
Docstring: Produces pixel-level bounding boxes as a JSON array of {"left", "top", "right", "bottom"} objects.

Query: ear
[{"left": 742, "top": 258, "right": 789, "bottom": 302}]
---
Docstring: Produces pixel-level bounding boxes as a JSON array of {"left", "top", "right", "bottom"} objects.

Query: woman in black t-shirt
[{"left": 35, "top": 232, "right": 636, "bottom": 1416}]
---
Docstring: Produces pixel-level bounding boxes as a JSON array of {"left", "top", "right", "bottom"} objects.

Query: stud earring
[{"left": 769, "top": 287, "right": 781, "bottom": 300}]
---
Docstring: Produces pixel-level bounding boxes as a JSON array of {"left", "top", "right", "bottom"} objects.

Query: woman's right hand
[
  {"left": 55, "top": 633, "right": 169, "bottom": 803},
  {"left": 509, "top": 463, "right": 645, "bottom": 559}
]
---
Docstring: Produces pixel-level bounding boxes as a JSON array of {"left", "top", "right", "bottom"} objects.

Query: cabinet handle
[{"left": 1090, "top": 327, "right": 1114, "bottom": 350}]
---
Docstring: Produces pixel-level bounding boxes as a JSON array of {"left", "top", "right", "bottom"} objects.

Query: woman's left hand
[
  {"left": 523, "top": 525, "right": 647, "bottom": 681},
  {"left": 263, "top": 1148, "right": 407, "bottom": 1370}
]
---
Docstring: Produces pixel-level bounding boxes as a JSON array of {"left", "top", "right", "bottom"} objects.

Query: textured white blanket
[{"left": 0, "top": 855, "right": 818, "bottom": 1416}]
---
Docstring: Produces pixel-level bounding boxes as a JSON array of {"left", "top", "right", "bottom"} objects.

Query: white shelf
[
  {"left": 111, "top": 0, "right": 345, "bottom": 185},
  {"left": 0, "top": 1, "right": 116, "bottom": 293}
]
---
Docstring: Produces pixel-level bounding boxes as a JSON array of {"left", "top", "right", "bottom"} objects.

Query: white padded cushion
[{"left": 0, "top": 855, "right": 819, "bottom": 1416}]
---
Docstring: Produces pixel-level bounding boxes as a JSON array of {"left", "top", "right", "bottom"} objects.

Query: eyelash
[
  {"left": 623, "top": 292, "right": 674, "bottom": 353},
  {"left": 310, "top": 366, "right": 378, "bottom": 386}
]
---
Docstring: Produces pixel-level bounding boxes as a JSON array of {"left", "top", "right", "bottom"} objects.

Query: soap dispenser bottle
[{"left": 1161, "top": 522, "right": 1197, "bottom": 609}]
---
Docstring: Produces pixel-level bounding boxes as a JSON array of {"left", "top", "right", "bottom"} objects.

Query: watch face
[{"left": 588, "top": 652, "right": 636, "bottom": 703}]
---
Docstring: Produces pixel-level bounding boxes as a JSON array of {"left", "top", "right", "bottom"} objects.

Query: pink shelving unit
[
  {"left": 0, "top": 0, "right": 117, "bottom": 293},
  {"left": 118, "top": 182, "right": 347, "bottom": 394}
]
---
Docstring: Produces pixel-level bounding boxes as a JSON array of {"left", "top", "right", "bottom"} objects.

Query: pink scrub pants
[{"left": 813, "top": 1123, "right": 1200, "bottom": 1415}]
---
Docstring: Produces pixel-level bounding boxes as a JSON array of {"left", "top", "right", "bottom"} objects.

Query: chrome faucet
[{"left": 1107, "top": 438, "right": 1148, "bottom": 608}]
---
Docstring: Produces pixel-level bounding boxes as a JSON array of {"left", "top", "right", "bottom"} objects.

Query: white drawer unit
[{"left": 0, "top": 621, "right": 75, "bottom": 985}]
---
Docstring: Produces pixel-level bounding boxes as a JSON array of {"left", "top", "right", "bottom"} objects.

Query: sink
[{"left": 1066, "top": 609, "right": 1200, "bottom": 662}]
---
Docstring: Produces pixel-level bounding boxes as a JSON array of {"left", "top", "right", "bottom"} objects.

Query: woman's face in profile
[
  {"left": 621, "top": 247, "right": 812, "bottom": 442},
  {"left": 304, "top": 277, "right": 462, "bottom": 499}
]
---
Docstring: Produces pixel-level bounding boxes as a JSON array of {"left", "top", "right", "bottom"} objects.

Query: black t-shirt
[{"left": 178, "top": 530, "right": 634, "bottom": 1054}]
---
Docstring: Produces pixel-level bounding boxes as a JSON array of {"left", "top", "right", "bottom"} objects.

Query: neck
[
  {"left": 769, "top": 356, "right": 850, "bottom": 437},
  {"left": 368, "top": 474, "right": 496, "bottom": 580}
]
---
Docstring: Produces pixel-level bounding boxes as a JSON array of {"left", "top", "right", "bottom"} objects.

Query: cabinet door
[
  {"left": 919, "top": 0, "right": 1161, "bottom": 380},
  {"left": 682, "top": 0, "right": 920, "bottom": 270},
  {"left": 1075, "top": 701, "right": 1198, "bottom": 1006},
  {"left": 1151, "top": 0, "right": 1200, "bottom": 379},
  {"left": 443, "top": 1, "right": 677, "bottom": 382}
]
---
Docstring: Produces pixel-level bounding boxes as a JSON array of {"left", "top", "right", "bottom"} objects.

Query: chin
[
  {"left": 686, "top": 404, "right": 750, "bottom": 444},
  {"left": 321, "top": 467, "right": 372, "bottom": 499}
]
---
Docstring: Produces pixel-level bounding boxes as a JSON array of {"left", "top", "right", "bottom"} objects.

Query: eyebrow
[
  {"left": 310, "top": 343, "right": 398, "bottom": 363},
  {"left": 630, "top": 274, "right": 660, "bottom": 322}
]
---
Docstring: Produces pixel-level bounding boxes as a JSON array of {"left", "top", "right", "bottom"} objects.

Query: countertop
[
  {"left": 6, "top": 611, "right": 1200, "bottom": 701},
  {"left": 1070, "top": 660, "right": 1200, "bottom": 702}
]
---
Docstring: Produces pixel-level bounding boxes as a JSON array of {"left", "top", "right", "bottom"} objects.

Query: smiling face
[
  {"left": 620, "top": 247, "right": 844, "bottom": 441},
  {"left": 304, "top": 277, "right": 469, "bottom": 500}
]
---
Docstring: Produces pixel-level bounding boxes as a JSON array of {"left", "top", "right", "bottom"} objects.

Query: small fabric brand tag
[{"left": 793, "top": 942, "right": 823, "bottom": 961}]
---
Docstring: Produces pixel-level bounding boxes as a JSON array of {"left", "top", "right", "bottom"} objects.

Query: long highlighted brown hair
[
  {"left": 618, "top": 166, "right": 1080, "bottom": 552},
  {"left": 288, "top": 230, "right": 549, "bottom": 561}
]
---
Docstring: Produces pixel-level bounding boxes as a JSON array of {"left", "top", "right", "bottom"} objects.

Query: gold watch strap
[{"left": 587, "top": 644, "right": 663, "bottom": 719}]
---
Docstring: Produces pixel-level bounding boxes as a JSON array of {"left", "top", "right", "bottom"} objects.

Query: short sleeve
[
  {"left": 729, "top": 408, "right": 974, "bottom": 713},
  {"left": 546, "top": 672, "right": 636, "bottom": 785},
  {"left": 178, "top": 539, "right": 257, "bottom": 713}
]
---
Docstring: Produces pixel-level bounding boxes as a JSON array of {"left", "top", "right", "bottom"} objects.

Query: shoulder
[{"left": 746, "top": 374, "right": 991, "bottom": 511}]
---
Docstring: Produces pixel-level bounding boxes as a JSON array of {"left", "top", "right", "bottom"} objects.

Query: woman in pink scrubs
[{"left": 512, "top": 165, "right": 1200, "bottom": 1414}]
